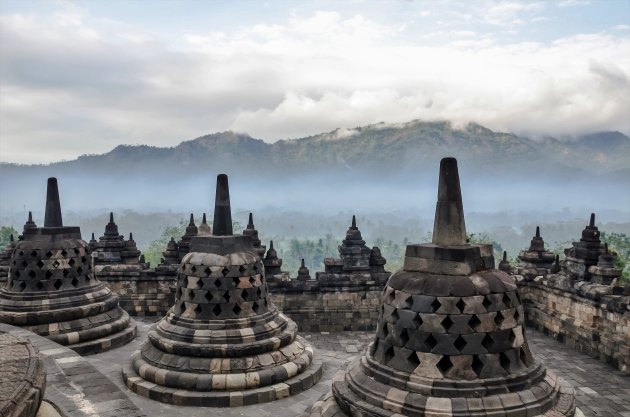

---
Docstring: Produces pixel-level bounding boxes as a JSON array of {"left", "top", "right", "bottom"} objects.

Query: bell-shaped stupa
[
  {"left": 307, "top": 158, "right": 575, "bottom": 417},
  {"left": 123, "top": 174, "right": 322, "bottom": 406},
  {"left": 0, "top": 178, "right": 136, "bottom": 355}
]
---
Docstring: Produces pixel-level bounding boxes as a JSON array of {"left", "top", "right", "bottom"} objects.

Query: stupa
[
  {"left": 242, "top": 213, "right": 266, "bottom": 258},
  {"left": 0, "top": 234, "right": 16, "bottom": 284},
  {"left": 518, "top": 227, "right": 555, "bottom": 271},
  {"left": 177, "top": 214, "right": 198, "bottom": 261},
  {"left": 588, "top": 244, "right": 622, "bottom": 285},
  {"left": 316, "top": 216, "right": 390, "bottom": 288},
  {"left": 92, "top": 213, "right": 142, "bottom": 266},
  {"left": 498, "top": 251, "right": 511, "bottom": 273},
  {"left": 0, "top": 178, "right": 136, "bottom": 355},
  {"left": 263, "top": 240, "right": 285, "bottom": 280},
  {"left": 198, "top": 213, "right": 212, "bottom": 236},
  {"left": 564, "top": 213, "right": 604, "bottom": 281},
  {"left": 297, "top": 259, "right": 312, "bottom": 281},
  {"left": 307, "top": 158, "right": 575, "bottom": 417},
  {"left": 123, "top": 174, "right": 322, "bottom": 406}
]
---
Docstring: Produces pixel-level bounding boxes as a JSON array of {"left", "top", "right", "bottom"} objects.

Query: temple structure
[
  {"left": 588, "top": 244, "right": 622, "bottom": 285},
  {"left": 92, "top": 213, "right": 142, "bottom": 266},
  {"left": 123, "top": 174, "right": 322, "bottom": 406},
  {"left": 564, "top": 213, "right": 604, "bottom": 281},
  {"left": 198, "top": 213, "right": 212, "bottom": 236},
  {"left": 518, "top": 227, "right": 556, "bottom": 271},
  {"left": 315, "top": 216, "right": 390, "bottom": 289},
  {"left": 297, "top": 259, "right": 312, "bottom": 281},
  {"left": 498, "top": 251, "right": 511, "bottom": 273},
  {"left": 0, "top": 178, "right": 136, "bottom": 355},
  {"left": 242, "top": 213, "right": 266, "bottom": 258},
  {"left": 0, "top": 234, "right": 16, "bottom": 284},
  {"left": 307, "top": 158, "right": 575, "bottom": 417},
  {"left": 177, "top": 214, "right": 198, "bottom": 262},
  {"left": 263, "top": 240, "right": 287, "bottom": 280}
]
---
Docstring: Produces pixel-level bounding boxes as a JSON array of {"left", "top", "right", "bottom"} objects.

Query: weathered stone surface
[{"left": 0, "top": 333, "right": 46, "bottom": 417}]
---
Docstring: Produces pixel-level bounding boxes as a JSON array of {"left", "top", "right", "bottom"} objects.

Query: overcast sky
[{"left": 0, "top": 0, "right": 629, "bottom": 164}]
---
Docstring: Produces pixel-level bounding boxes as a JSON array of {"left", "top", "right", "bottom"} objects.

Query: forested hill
[{"left": 2, "top": 120, "right": 629, "bottom": 179}]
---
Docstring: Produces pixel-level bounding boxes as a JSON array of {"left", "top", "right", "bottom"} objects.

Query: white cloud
[{"left": 0, "top": 6, "right": 629, "bottom": 163}]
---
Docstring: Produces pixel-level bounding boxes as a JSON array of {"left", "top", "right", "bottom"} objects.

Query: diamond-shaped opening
[
  {"left": 499, "top": 352, "right": 511, "bottom": 372},
  {"left": 22, "top": 260, "right": 28, "bottom": 267},
  {"left": 502, "top": 293, "right": 512, "bottom": 308},
  {"left": 238, "top": 265, "right": 247, "bottom": 273},
  {"left": 188, "top": 289, "right": 195, "bottom": 299},
  {"left": 18, "top": 251, "right": 24, "bottom": 256},
  {"left": 412, "top": 314, "right": 423, "bottom": 328},
  {"left": 454, "top": 335, "right": 467, "bottom": 352},
  {"left": 212, "top": 304, "right": 222, "bottom": 317},
  {"left": 53, "top": 280, "right": 62, "bottom": 290},
  {"left": 36, "top": 260, "right": 44, "bottom": 268},
  {"left": 514, "top": 309, "right": 521, "bottom": 323},
  {"left": 436, "top": 355, "right": 453, "bottom": 374},
  {"left": 71, "top": 277, "right": 79, "bottom": 287},
  {"left": 204, "top": 267, "right": 211, "bottom": 276},
  {"left": 196, "top": 278, "right": 204, "bottom": 289},
  {"left": 252, "top": 302, "right": 260, "bottom": 313},
  {"left": 76, "top": 266, "right": 83, "bottom": 274},
  {"left": 407, "top": 351, "right": 420, "bottom": 368},
  {"left": 257, "top": 288, "right": 262, "bottom": 297},
  {"left": 61, "top": 250, "right": 67, "bottom": 257},
  {"left": 223, "top": 291, "right": 231, "bottom": 302},
  {"left": 74, "top": 248, "right": 80, "bottom": 255},
  {"left": 384, "top": 346, "right": 395, "bottom": 364},
  {"left": 233, "top": 304, "right": 242, "bottom": 315},
  {"left": 391, "top": 308, "right": 399, "bottom": 320},
  {"left": 431, "top": 298, "right": 442, "bottom": 312},
  {"left": 424, "top": 334, "right": 437, "bottom": 350},
  {"left": 468, "top": 315, "right": 481, "bottom": 330},
  {"left": 46, "top": 251, "right": 53, "bottom": 257},
  {"left": 253, "top": 264, "right": 258, "bottom": 272},
  {"left": 221, "top": 267, "right": 230, "bottom": 276},
  {"left": 441, "top": 316, "right": 454, "bottom": 331},
  {"left": 387, "top": 289, "right": 396, "bottom": 303},
  {"left": 182, "top": 276, "right": 189, "bottom": 287},
  {"left": 456, "top": 298, "right": 466, "bottom": 313},
  {"left": 36, "top": 281, "right": 44, "bottom": 290},
  {"left": 482, "top": 296, "right": 492, "bottom": 310},
  {"left": 472, "top": 355, "right": 484, "bottom": 376},
  {"left": 214, "top": 278, "right": 222, "bottom": 288},
  {"left": 249, "top": 276, "right": 256, "bottom": 285},
  {"left": 68, "top": 258, "right": 75, "bottom": 266},
  {"left": 241, "top": 289, "right": 249, "bottom": 301},
  {"left": 191, "top": 265, "right": 197, "bottom": 273},
  {"left": 403, "top": 294, "right": 413, "bottom": 308},
  {"left": 399, "top": 328, "right": 409, "bottom": 346},
  {"left": 194, "top": 304, "right": 202, "bottom": 315},
  {"left": 494, "top": 311, "right": 505, "bottom": 327},
  {"left": 19, "top": 281, "right": 26, "bottom": 291},
  {"left": 481, "top": 334, "right": 494, "bottom": 350},
  {"left": 179, "top": 302, "right": 186, "bottom": 315},
  {"left": 62, "top": 269, "right": 69, "bottom": 277},
  {"left": 85, "top": 275, "right": 91, "bottom": 282},
  {"left": 45, "top": 270, "right": 53, "bottom": 279},
  {"left": 30, "top": 250, "right": 37, "bottom": 257},
  {"left": 28, "top": 270, "right": 36, "bottom": 278},
  {"left": 81, "top": 256, "right": 87, "bottom": 263},
  {"left": 519, "top": 347, "right": 529, "bottom": 366},
  {"left": 232, "top": 277, "right": 240, "bottom": 287},
  {"left": 509, "top": 329, "right": 516, "bottom": 344},
  {"left": 14, "top": 270, "right": 21, "bottom": 278},
  {"left": 204, "top": 291, "right": 212, "bottom": 302}
]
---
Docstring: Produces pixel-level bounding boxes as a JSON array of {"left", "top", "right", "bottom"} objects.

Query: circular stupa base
[
  {"left": 67, "top": 317, "right": 137, "bottom": 355},
  {"left": 122, "top": 352, "right": 323, "bottom": 407},
  {"left": 0, "top": 334, "right": 46, "bottom": 417}
]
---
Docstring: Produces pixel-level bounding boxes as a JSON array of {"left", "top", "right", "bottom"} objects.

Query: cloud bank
[{"left": 0, "top": 2, "right": 629, "bottom": 163}]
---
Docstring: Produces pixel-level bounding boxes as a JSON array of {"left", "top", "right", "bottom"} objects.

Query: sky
[{"left": 0, "top": 0, "right": 629, "bottom": 164}]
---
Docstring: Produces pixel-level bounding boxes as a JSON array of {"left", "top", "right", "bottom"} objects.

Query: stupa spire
[
  {"left": 590, "top": 212, "right": 595, "bottom": 227},
  {"left": 351, "top": 215, "right": 357, "bottom": 229},
  {"left": 247, "top": 212, "right": 254, "bottom": 229},
  {"left": 536, "top": 226, "right": 540, "bottom": 238},
  {"left": 212, "top": 174, "right": 233, "bottom": 236},
  {"left": 44, "top": 177, "right": 63, "bottom": 227},
  {"left": 432, "top": 157, "right": 466, "bottom": 246}
]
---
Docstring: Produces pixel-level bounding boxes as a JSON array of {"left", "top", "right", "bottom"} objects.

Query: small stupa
[
  {"left": 588, "top": 244, "right": 622, "bottom": 285},
  {"left": 242, "top": 212, "right": 266, "bottom": 258},
  {"left": 123, "top": 174, "right": 322, "bottom": 406},
  {"left": 564, "top": 213, "right": 604, "bottom": 281},
  {"left": 518, "top": 226, "right": 556, "bottom": 270}
]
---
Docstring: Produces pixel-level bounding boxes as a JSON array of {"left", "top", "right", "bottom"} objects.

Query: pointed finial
[
  {"left": 189, "top": 213, "right": 195, "bottom": 226},
  {"left": 91, "top": 232, "right": 95, "bottom": 240},
  {"left": 535, "top": 226, "right": 540, "bottom": 238},
  {"left": 129, "top": 232, "right": 134, "bottom": 240},
  {"left": 28, "top": 211, "right": 33, "bottom": 222},
  {"left": 247, "top": 212, "right": 254, "bottom": 229},
  {"left": 44, "top": 177, "right": 63, "bottom": 227},
  {"left": 269, "top": 240, "right": 274, "bottom": 249},
  {"left": 352, "top": 215, "right": 357, "bottom": 228},
  {"left": 212, "top": 174, "right": 233, "bottom": 236},
  {"left": 604, "top": 243, "right": 609, "bottom": 254},
  {"left": 503, "top": 251, "right": 507, "bottom": 261},
  {"left": 109, "top": 212, "right": 114, "bottom": 223},
  {"left": 202, "top": 213, "right": 207, "bottom": 223},
  {"left": 432, "top": 157, "right": 466, "bottom": 246},
  {"left": 589, "top": 213, "right": 595, "bottom": 227},
  {"left": 555, "top": 254, "right": 560, "bottom": 262},
  {"left": 140, "top": 254, "right": 145, "bottom": 262},
  {"left": 301, "top": 258, "right": 306, "bottom": 267}
]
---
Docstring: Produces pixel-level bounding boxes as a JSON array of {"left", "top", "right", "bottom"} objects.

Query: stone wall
[
  {"left": 269, "top": 289, "right": 382, "bottom": 332},
  {"left": 517, "top": 275, "right": 630, "bottom": 375}
]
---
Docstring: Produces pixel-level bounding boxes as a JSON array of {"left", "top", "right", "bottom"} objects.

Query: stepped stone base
[
  {"left": 0, "top": 334, "right": 46, "bottom": 417},
  {"left": 68, "top": 319, "right": 137, "bottom": 355},
  {"left": 122, "top": 352, "right": 323, "bottom": 407}
]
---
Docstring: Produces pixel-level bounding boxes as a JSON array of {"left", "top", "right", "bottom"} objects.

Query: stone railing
[{"left": 515, "top": 273, "right": 630, "bottom": 375}]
